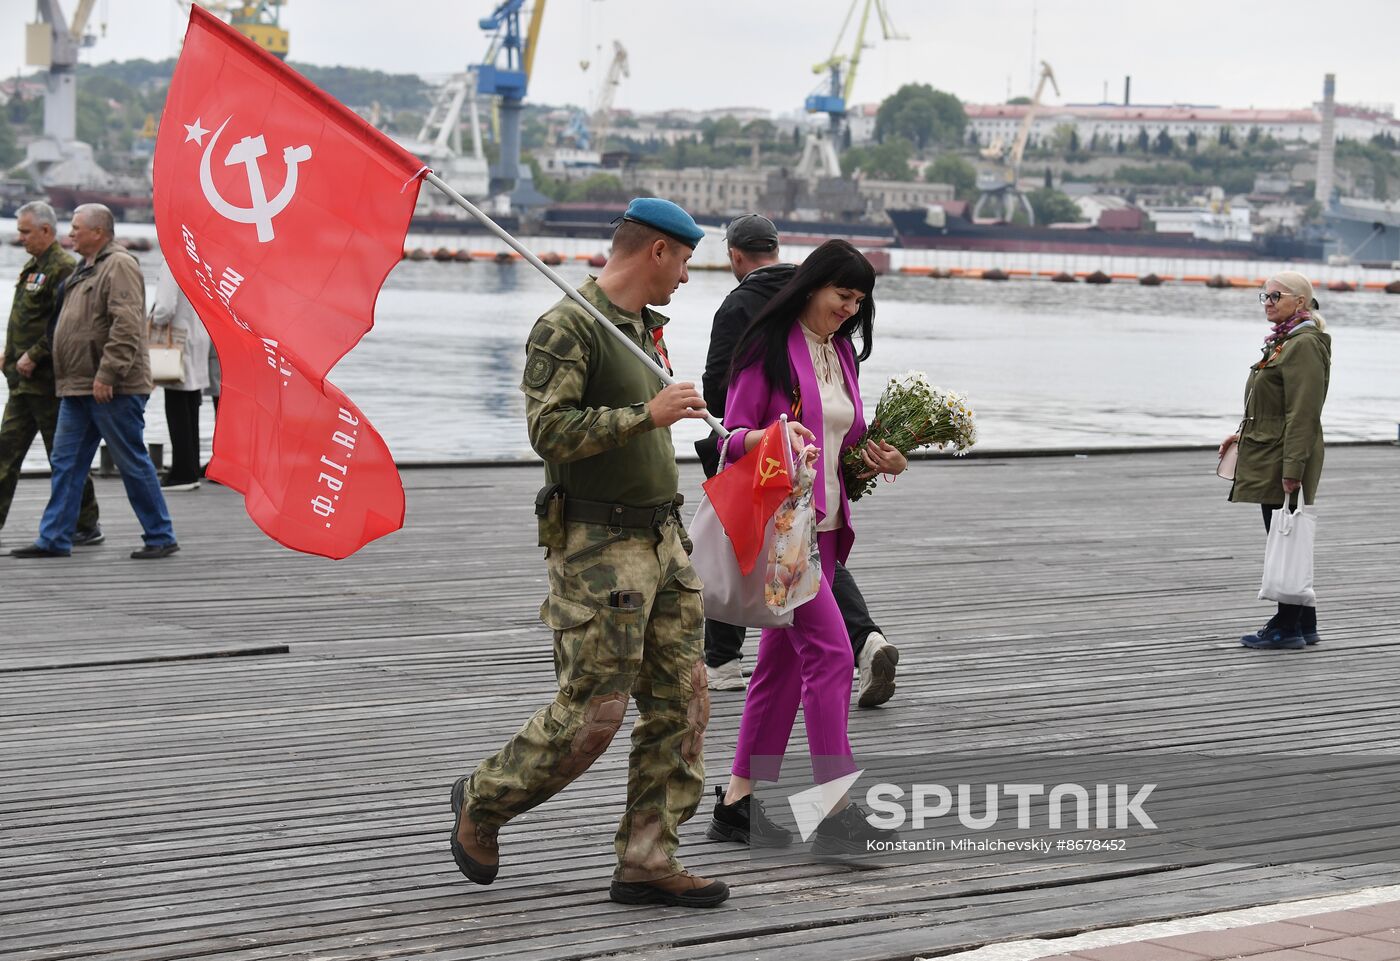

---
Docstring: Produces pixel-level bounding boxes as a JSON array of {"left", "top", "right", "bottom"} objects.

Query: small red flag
[
  {"left": 153, "top": 7, "right": 425, "bottom": 558},
  {"left": 702, "top": 423, "right": 793, "bottom": 575}
]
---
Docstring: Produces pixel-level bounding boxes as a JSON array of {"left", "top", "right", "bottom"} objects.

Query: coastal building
[
  {"left": 964, "top": 102, "right": 1400, "bottom": 148},
  {"left": 628, "top": 166, "right": 770, "bottom": 214},
  {"left": 627, "top": 165, "right": 952, "bottom": 222}
]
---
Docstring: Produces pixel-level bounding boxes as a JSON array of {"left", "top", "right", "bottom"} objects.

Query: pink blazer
[{"left": 723, "top": 322, "right": 867, "bottom": 564}]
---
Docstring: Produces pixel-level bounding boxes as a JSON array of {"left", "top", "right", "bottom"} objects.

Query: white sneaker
[
  {"left": 856, "top": 632, "right": 899, "bottom": 708},
  {"left": 706, "top": 660, "right": 748, "bottom": 691}
]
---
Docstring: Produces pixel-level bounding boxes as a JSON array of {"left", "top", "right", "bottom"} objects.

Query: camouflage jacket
[
  {"left": 4, "top": 242, "right": 76, "bottom": 396},
  {"left": 520, "top": 278, "right": 679, "bottom": 507}
]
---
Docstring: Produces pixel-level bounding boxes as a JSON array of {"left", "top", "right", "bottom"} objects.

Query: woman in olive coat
[{"left": 1218, "top": 270, "right": 1331, "bottom": 650}]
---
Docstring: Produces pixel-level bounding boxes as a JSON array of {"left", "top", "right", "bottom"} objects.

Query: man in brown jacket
[{"left": 10, "top": 204, "right": 179, "bottom": 560}]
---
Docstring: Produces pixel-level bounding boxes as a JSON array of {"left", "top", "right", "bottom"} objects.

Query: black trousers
[
  {"left": 1261, "top": 502, "right": 1317, "bottom": 633},
  {"left": 704, "top": 560, "right": 882, "bottom": 667},
  {"left": 163, "top": 388, "right": 202, "bottom": 484}
]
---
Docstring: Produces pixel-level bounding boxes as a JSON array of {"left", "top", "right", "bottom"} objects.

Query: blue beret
[{"left": 620, "top": 197, "right": 704, "bottom": 249}]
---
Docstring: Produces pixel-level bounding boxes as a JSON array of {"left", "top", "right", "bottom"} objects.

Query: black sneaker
[
  {"left": 130, "top": 543, "right": 181, "bottom": 560},
  {"left": 706, "top": 786, "right": 793, "bottom": 847},
  {"left": 10, "top": 543, "right": 70, "bottom": 558},
  {"left": 72, "top": 525, "right": 105, "bottom": 547},
  {"left": 811, "top": 802, "right": 898, "bottom": 858}
]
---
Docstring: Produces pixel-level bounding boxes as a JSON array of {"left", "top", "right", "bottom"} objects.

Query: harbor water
[{"left": 3, "top": 238, "right": 1399, "bottom": 473}]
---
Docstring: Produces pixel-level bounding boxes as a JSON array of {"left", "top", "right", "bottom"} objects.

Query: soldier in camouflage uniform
[
  {"left": 0, "top": 202, "right": 100, "bottom": 545},
  {"left": 450, "top": 198, "right": 728, "bottom": 908}
]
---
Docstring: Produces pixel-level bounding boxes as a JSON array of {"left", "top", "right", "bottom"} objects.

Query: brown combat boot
[
  {"left": 609, "top": 870, "right": 730, "bottom": 908},
  {"left": 450, "top": 776, "right": 498, "bottom": 885}
]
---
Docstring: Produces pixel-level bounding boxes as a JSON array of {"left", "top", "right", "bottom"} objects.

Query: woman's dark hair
[{"left": 730, "top": 239, "right": 877, "bottom": 400}]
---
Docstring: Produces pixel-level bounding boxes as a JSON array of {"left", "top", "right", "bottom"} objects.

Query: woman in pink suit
[{"left": 705, "top": 240, "right": 906, "bottom": 856}]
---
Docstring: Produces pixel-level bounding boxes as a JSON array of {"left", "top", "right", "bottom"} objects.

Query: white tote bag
[{"left": 1258, "top": 491, "right": 1316, "bottom": 606}]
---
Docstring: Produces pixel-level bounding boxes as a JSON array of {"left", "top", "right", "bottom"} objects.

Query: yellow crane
[
  {"left": 801, "top": 0, "right": 905, "bottom": 179},
  {"left": 26, "top": 0, "right": 103, "bottom": 143},
  {"left": 806, "top": 0, "right": 905, "bottom": 132},
  {"left": 974, "top": 60, "right": 1060, "bottom": 223},
  {"left": 174, "top": 0, "right": 290, "bottom": 59}
]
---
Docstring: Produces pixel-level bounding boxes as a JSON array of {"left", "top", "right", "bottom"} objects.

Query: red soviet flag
[
  {"left": 702, "top": 423, "right": 794, "bottom": 575},
  {"left": 153, "top": 7, "right": 425, "bottom": 559}
]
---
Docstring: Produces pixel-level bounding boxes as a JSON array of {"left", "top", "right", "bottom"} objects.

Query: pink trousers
[{"left": 731, "top": 529, "right": 858, "bottom": 785}]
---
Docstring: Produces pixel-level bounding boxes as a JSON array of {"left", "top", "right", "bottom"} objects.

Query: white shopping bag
[{"left": 1258, "top": 492, "right": 1316, "bottom": 606}]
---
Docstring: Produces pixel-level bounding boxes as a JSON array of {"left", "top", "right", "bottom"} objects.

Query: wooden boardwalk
[{"left": 2, "top": 445, "right": 1399, "bottom": 961}]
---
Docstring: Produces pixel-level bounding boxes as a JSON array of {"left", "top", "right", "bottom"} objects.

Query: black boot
[
  {"left": 1301, "top": 606, "right": 1320, "bottom": 645},
  {"left": 706, "top": 785, "right": 793, "bottom": 847}
]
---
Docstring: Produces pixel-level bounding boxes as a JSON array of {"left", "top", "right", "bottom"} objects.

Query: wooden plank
[{"left": 1, "top": 446, "right": 1398, "bottom": 960}]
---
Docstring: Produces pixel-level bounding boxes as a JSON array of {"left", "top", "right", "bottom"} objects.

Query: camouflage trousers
[
  {"left": 465, "top": 517, "right": 709, "bottom": 882},
  {"left": 0, "top": 391, "right": 99, "bottom": 532}
]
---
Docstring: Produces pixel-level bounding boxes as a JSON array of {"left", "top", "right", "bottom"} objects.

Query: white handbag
[
  {"left": 1258, "top": 489, "right": 1316, "bottom": 606},
  {"left": 689, "top": 429, "right": 796, "bottom": 628},
  {"left": 1219, "top": 389, "right": 1252, "bottom": 480},
  {"left": 147, "top": 320, "right": 185, "bottom": 385},
  {"left": 1216, "top": 440, "right": 1238, "bottom": 480}
]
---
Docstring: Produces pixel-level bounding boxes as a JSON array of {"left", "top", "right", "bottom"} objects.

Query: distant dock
[{"left": 2, "top": 447, "right": 1399, "bottom": 960}]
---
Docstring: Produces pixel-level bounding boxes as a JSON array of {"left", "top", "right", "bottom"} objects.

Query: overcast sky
[{"left": 4, "top": 0, "right": 1397, "bottom": 117}]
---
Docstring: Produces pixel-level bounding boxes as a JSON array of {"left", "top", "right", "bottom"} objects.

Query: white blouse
[{"left": 801, "top": 322, "right": 854, "bottom": 532}]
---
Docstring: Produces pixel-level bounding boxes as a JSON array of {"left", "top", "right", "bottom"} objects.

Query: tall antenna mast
[{"left": 1028, "top": 0, "right": 1038, "bottom": 93}]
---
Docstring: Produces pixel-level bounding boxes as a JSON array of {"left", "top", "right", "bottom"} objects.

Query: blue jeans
[{"left": 37, "top": 395, "right": 176, "bottom": 553}]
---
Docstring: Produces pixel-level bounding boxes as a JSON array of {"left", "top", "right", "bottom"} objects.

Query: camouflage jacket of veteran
[
  {"left": 4, "top": 242, "right": 76, "bottom": 396},
  {"left": 520, "top": 277, "right": 679, "bottom": 507},
  {"left": 51, "top": 241, "right": 151, "bottom": 397},
  {"left": 1230, "top": 323, "right": 1331, "bottom": 505}
]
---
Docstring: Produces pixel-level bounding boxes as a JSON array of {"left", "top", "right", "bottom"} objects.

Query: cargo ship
[
  {"left": 537, "top": 203, "right": 896, "bottom": 247},
  {"left": 886, "top": 205, "right": 1326, "bottom": 262}
]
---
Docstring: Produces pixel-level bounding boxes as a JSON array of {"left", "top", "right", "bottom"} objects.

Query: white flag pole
[{"left": 424, "top": 172, "right": 727, "bottom": 438}]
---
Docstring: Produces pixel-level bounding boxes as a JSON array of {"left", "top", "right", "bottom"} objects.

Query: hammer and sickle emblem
[
  {"left": 758, "top": 457, "right": 787, "bottom": 484},
  {"left": 199, "top": 117, "right": 312, "bottom": 243}
]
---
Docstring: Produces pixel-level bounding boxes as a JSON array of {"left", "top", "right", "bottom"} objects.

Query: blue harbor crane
[{"left": 474, "top": 0, "right": 546, "bottom": 195}]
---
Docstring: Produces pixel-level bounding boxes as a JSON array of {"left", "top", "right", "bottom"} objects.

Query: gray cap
[{"left": 725, "top": 213, "right": 779, "bottom": 252}]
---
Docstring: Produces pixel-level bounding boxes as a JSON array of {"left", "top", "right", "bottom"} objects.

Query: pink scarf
[{"left": 1266, "top": 309, "right": 1311, "bottom": 345}]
